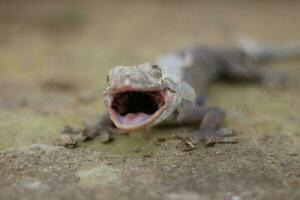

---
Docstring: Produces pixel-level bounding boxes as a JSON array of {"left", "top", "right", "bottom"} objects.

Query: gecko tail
[{"left": 237, "top": 37, "right": 300, "bottom": 62}]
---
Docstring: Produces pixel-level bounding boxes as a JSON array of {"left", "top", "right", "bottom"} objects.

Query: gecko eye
[{"left": 151, "top": 65, "right": 162, "bottom": 79}]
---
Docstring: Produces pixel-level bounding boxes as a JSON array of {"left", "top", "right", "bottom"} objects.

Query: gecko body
[{"left": 68, "top": 40, "right": 300, "bottom": 146}]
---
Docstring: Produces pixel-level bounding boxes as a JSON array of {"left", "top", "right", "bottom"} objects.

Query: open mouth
[{"left": 105, "top": 89, "right": 169, "bottom": 131}]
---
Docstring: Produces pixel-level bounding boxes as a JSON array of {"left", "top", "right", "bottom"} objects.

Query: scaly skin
[{"left": 62, "top": 40, "right": 300, "bottom": 147}]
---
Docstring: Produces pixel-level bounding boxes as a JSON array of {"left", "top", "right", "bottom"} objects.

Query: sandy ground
[{"left": 0, "top": 0, "right": 299, "bottom": 199}]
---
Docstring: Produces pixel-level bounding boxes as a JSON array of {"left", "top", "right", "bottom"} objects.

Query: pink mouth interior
[
  {"left": 117, "top": 113, "right": 151, "bottom": 125},
  {"left": 107, "top": 90, "right": 166, "bottom": 127}
]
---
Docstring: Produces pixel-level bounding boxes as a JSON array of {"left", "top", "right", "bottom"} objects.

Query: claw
[
  {"left": 59, "top": 135, "right": 78, "bottom": 148},
  {"left": 217, "top": 136, "right": 239, "bottom": 144},
  {"left": 177, "top": 129, "right": 238, "bottom": 147},
  {"left": 216, "top": 128, "right": 237, "bottom": 137},
  {"left": 195, "top": 128, "right": 239, "bottom": 146}
]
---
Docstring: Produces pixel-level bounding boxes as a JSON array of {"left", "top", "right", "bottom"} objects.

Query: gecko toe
[
  {"left": 197, "top": 128, "right": 239, "bottom": 146},
  {"left": 216, "top": 127, "right": 237, "bottom": 137}
]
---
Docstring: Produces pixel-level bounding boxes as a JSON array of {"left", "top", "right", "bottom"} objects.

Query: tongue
[{"left": 120, "top": 113, "right": 151, "bottom": 125}]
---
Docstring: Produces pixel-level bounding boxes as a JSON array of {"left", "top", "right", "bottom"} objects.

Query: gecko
[{"left": 62, "top": 39, "right": 300, "bottom": 147}]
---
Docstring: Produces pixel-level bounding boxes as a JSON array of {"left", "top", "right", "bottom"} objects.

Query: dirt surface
[{"left": 0, "top": 0, "right": 300, "bottom": 199}]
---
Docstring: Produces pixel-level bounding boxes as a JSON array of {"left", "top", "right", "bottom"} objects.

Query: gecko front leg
[
  {"left": 176, "top": 102, "right": 238, "bottom": 146},
  {"left": 61, "top": 113, "right": 125, "bottom": 148},
  {"left": 79, "top": 113, "right": 114, "bottom": 141}
]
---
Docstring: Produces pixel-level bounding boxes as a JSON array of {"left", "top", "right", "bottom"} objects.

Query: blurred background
[{"left": 0, "top": 1, "right": 300, "bottom": 199}]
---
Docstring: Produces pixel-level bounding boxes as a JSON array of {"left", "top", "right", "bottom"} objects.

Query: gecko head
[{"left": 103, "top": 63, "right": 182, "bottom": 131}]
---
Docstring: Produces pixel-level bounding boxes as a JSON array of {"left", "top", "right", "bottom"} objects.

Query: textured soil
[{"left": 0, "top": 1, "right": 299, "bottom": 199}]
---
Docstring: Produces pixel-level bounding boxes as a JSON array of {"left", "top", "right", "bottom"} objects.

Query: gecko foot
[
  {"left": 59, "top": 123, "right": 118, "bottom": 148},
  {"left": 185, "top": 127, "right": 239, "bottom": 146}
]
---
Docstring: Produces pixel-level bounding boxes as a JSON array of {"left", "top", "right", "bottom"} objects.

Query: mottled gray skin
[{"left": 67, "top": 40, "right": 299, "bottom": 146}]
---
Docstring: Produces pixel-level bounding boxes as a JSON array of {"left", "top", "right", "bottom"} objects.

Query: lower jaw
[
  {"left": 114, "top": 122, "right": 153, "bottom": 132},
  {"left": 107, "top": 107, "right": 166, "bottom": 131}
]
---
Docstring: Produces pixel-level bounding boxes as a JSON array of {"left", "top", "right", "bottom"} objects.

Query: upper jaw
[{"left": 104, "top": 88, "right": 172, "bottom": 131}]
